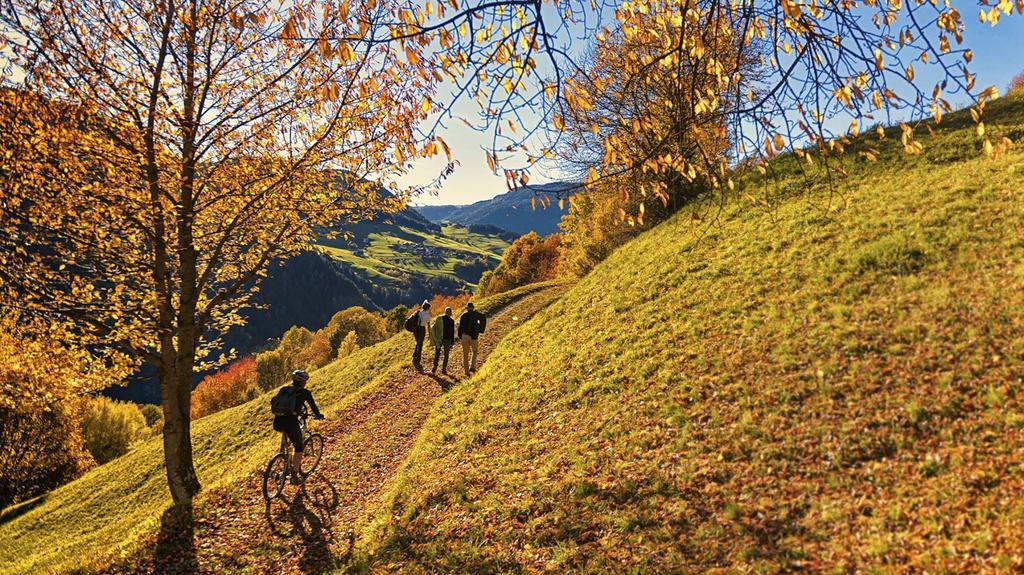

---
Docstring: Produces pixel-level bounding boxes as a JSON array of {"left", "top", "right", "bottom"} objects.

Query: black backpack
[
  {"left": 270, "top": 385, "right": 299, "bottom": 416},
  {"left": 404, "top": 311, "right": 419, "bottom": 333}
]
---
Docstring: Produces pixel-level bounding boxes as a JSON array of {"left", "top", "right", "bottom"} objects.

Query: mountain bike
[{"left": 262, "top": 408, "right": 325, "bottom": 501}]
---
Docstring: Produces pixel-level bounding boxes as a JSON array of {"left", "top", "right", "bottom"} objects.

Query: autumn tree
[
  {"left": 0, "top": 0, "right": 441, "bottom": 505},
  {"left": 478, "top": 232, "right": 562, "bottom": 296}
]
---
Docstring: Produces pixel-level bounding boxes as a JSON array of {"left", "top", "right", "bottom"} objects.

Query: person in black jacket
[
  {"left": 457, "top": 302, "right": 487, "bottom": 375},
  {"left": 272, "top": 370, "right": 324, "bottom": 484}
]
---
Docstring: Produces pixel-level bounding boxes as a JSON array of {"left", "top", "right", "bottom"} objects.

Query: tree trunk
[{"left": 161, "top": 362, "right": 200, "bottom": 505}]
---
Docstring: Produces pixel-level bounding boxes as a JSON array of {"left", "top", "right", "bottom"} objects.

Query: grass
[
  {"left": 318, "top": 224, "right": 510, "bottom": 288},
  {"left": 0, "top": 281, "right": 557, "bottom": 575},
  {"left": 342, "top": 95, "right": 1024, "bottom": 573}
]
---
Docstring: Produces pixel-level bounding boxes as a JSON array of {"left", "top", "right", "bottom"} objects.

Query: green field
[
  {"left": 343, "top": 95, "right": 1024, "bottom": 572},
  {"left": 317, "top": 224, "right": 510, "bottom": 287}
]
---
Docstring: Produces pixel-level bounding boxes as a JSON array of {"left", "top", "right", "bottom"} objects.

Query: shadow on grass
[
  {"left": 153, "top": 503, "right": 197, "bottom": 575},
  {"left": 264, "top": 473, "right": 350, "bottom": 573},
  {"left": 0, "top": 493, "right": 46, "bottom": 527}
]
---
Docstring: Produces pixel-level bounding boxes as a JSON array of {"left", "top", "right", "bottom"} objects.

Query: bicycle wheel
[
  {"left": 262, "top": 453, "right": 289, "bottom": 500},
  {"left": 301, "top": 434, "right": 324, "bottom": 476}
]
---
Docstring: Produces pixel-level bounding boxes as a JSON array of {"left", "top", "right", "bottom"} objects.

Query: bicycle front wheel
[
  {"left": 301, "top": 434, "right": 324, "bottom": 476},
  {"left": 262, "top": 453, "right": 289, "bottom": 500}
]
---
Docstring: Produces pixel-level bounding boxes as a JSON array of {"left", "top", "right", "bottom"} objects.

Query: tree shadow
[
  {"left": 264, "top": 474, "right": 345, "bottom": 574},
  {"left": 0, "top": 493, "right": 46, "bottom": 526},
  {"left": 153, "top": 502, "right": 197, "bottom": 575}
]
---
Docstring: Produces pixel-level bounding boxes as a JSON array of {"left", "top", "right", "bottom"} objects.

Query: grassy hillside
[
  {"left": 318, "top": 224, "right": 509, "bottom": 290},
  {"left": 0, "top": 282, "right": 555, "bottom": 575},
  {"left": 347, "top": 95, "right": 1024, "bottom": 573}
]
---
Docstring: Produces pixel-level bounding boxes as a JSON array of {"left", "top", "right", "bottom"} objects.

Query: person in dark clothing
[
  {"left": 457, "top": 302, "right": 487, "bottom": 375},
  {"left": 412, "top": 300, "right": 432, "bottom": 371},
  {"left": 272, "top": 370, "right": 324, "bottom": 483},
  {"left": 430, "top": 306, "right": 456, "bottom": 374}
]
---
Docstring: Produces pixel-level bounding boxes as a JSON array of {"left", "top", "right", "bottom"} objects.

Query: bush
[
  {"left": 336, "top": 330, "right": 360, "bottom": 359},
  {"left": 477, "top": 232, "right": 562, "bottom": 296},
  {"left": 383, "top": 305, "right": 410, "bottom": 333},
  {"left": 429, "top": 293, "right": 472, "bottom": 314},
  {"left": 295, "top": 329, "right": 333, "bottom": 370},
  {"left": 138, "top": 404, "right": 163, "bottom": 434},
  {"left": 191, "top": 357, "right": 258, "bottom": 419},
  {"left": 1009, "top": 71, "right": 1024, "bottom": 94},
  {"left": 79, "top": 396, "right": 150, "bottom": 465},
  {"left": 256, "top": 348, "right": 291, "bottom": 391},
  {"left": 0, "top": 404, "right": 94, "bottom": 508},
  {"left": 325, "top": 307, "right": 389, "bottom": 349}
]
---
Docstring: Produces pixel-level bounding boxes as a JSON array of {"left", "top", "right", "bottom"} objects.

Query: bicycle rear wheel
[
  {"left": 262, "top": 453, "right": 289, "bottom": 500},
  {"left": 301, "top": 434, "right": 324, "bottom": 476}
]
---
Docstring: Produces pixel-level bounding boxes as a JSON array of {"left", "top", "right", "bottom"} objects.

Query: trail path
[{"left": 115, "top": 287, "right": 563, "bottom": 575}]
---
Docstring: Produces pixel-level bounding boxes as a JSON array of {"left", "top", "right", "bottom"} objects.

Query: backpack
[
  {"left": 270, "top": 385, "right": 299, "bottom": 416},
  {"left": 404, "top": 311, "right": 419, "bottom": 333}
]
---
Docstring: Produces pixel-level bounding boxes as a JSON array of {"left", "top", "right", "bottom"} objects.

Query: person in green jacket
[{"left": 429, "top": 306, "right": 456, "bottom": 374}]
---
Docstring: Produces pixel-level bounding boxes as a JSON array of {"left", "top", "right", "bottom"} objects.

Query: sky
[{"left": 406, "top": 15, "right": 1024, "bottom": 207}]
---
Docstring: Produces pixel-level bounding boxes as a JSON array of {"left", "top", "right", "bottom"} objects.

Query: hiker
[
  {"left": 457, "top": 302, "right": 487, "bottom": 375},
  {"left": 405, "top": 300, "right": 432, "bottom": 371},
  {"left": 270, "top": 370, "right": 324, "bottom": 484},
  {"left": 430, "top": 306, "right": 456, "bottom": 374}
]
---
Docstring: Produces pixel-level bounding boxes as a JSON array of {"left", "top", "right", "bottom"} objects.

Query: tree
[
  {"left": 478, "top": 233, "right": 562, "bottom": 296},
  {"left": 0, "top": 0, "right": 441, "bottom": 505},
  {"left": 326, "top": 307, "right": 389, "bottom": 349}
]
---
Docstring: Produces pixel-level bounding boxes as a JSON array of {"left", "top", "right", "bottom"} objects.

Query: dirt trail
[{"left": 114, "top": 287, "right": 563, "bottom": 575}]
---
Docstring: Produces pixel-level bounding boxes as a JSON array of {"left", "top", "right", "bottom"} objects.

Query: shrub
[
  {"left": 336, "top": 330, "right": 360, "bottom": 359},
  {"left": 79, "top": 396, "right": 150, "bottom": 465},
  {"left": 138, "top": 404, "right": 163, "bottom": 434},
  {"left": 477, "top": 232, "right": 562, "bottom": 296},
  {"left": 278, "top": 326, "right": 314, "bottom": 355},
  {"left": 1009, "top": 71, "right": 1024, "bottom": 95},
  {"left": 429, "top": 293, "right": 472, "bottom": 315},
  {"left": 325, "top": 307, "right": 389, "bottom": 349},
  {"left": 382, "top": 305, "right": 410, "bottom": 333},
  {"left": 255, "top": 348, "right": 291, "bottom": 391},
  {"left": 295, "top": 329, "right": 333, "bottom": 370},
  {"left": 191, "top": 357, "right": 258, "bottom": 419},
  {"left": 0, "top": 404, "right": 94, "bottom": 508}
]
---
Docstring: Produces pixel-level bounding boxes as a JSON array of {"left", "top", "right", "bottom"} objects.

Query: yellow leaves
[
  {"left": 900, "top": 123, "right": 924, "bottom": 155},
  {"left": 773, "top": 133, "right": 785, "bottom": 152},
  {"left": 849, "top": 120, "right": 859, "bottom": 138},
  {"left": 978, "top": 86, "right": 999, "bottom": 105},
  {"left": 874, "top": 48, "right": 884, "bottom": 71},
  {"left": 552, "top": 115, "right": 565, "bottom": 131},
  {"left": 322, "top": 81, "right": 340, "bottom": 102},
  {"left": 421, "top": 98, "right": 431, "bottom": 115},
  {"left": 405, "top": 46, "right": 420, "bottom": 66},
  {"left": 976, "top": 122, "right": 985, "bottom": 138},
  {"left": 905, "top": 64, "right": 914, "bottom": 82},
  {"left": 280, "top": 16, "right": 298, "bottom": 40}
]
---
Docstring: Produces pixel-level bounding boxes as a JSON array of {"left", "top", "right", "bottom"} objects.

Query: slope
[
  {"left": 415, "top": 182, "right": 573, "bottom": 236},
  {"left": 317, "top": 223, "right": 510, "bottom": 297},
  {"left": 346, "top": 95, "right": 1024, "bottom": 573},
  {"left": 0, "top": 282, "right": 566, "bottom": 575}
]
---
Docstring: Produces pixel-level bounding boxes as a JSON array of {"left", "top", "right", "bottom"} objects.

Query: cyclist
[{"left": 271, "top": 369, "right": 324, "bottom": 484}]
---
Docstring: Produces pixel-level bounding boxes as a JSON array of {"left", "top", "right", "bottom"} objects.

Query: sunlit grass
[{"left": 343, "top": 95, "right": 1024, "bottom": 573}]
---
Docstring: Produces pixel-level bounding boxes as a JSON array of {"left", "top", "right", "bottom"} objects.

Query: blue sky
[{"left": 407, "top": 16, "right": 1024, "bottom": 207}]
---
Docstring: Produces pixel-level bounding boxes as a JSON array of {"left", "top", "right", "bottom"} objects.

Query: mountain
[{"left": 415, "top": 181, "right": 576, "bottom": 236}]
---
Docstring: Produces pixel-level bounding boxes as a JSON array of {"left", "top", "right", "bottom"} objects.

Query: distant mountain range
[{"left": 414, "top": 182, "right": 576, "bottom": 236}]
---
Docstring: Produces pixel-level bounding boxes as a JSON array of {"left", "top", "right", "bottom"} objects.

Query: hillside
[
  {"left": 317, "top": 223, "right": 509, "bottom": 303},
  {"left": 0, "top": 282, "right": 566, "bottom": 574},
  {"left": 415, "top": 182, "right": 574, "bottom": 236},
  {"left": 342, "top": 96, "right": 1024, "bottom": 572}
]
